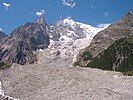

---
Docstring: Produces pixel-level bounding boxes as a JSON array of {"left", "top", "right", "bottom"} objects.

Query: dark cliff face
[
  {"left": 76, "top": 11, "right": 133, "bottom": 66},
  {"left": 0, "top": 16, "right": 50, "bottom": 66},
  {"left": 2, "top": 40, "right": 37, "bottom": 65}
]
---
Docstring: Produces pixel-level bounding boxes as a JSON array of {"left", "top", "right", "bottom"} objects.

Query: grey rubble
[{"left": 0, "top": 63, "right": 133, "bottom": 100}]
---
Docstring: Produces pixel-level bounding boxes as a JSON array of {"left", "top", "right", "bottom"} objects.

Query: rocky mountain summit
[
  {"left": 76, "top": 10, "right": 133, "bottom": 66},
  {"left": 50, "top": 17, "right": 103, "bottom": 41},
  {"left": 0, "top": 16, "right": 50, "bottom": 66},
  {"left": 47, "top": 17, "right": 107, "bottom": 65}
]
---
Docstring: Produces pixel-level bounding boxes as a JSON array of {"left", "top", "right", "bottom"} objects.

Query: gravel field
[{"left": 0, "top": 63, "right": 133, "bottom": 100}]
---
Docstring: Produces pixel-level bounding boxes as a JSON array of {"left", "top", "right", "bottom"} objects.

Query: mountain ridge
[
  {"left": 74, "top": 11, "right": 133, "bottom": 75},
  {"left": 0, "top": 16, "right": 50, "bottom": 66},
  {"left": 0, "top": 16, "right": 107, "bottom": 69},
  {"left": 75, "top": 10, "right": 133, "bottom": 66}
]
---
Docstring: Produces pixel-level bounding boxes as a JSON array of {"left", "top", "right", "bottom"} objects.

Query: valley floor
[{"left": 0, "top": 63, "right": 133, "bottom": 100}]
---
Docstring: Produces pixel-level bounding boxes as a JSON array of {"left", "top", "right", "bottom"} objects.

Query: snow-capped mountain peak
[
  {"left": 52, "top": 17, "right": 108, "bottom": 41},
  {"left": 47, "top": 18, "right": 110, "bottom": 65},
  {"left": 62, "top": 17, "right": 76, "bottom": 26}
]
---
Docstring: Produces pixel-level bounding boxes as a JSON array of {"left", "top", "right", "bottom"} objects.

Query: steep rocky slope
[
  {"left": 76, "top": 10, "right": 133, "bottom": 66},
  {"left": 0, "top": 31, "right": 7, "bottom": 45},
  {"left": 80, "top": 37, "right": 133, "bottom": 75},
  {"left": 0, "top": 16, "right": 50, "bottom": 66}
]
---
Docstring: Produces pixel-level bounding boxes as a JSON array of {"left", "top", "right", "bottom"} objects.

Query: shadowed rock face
[
  {"left": 76, "top": 11, "right": 133, "bottom": 66},
  {"left": 0, "top": 16, "right": 50, "bottom": 65},
  {"left": 0, "top": 31, "right": 7, "bottom": 44},
  {"left": 2, "top": 40, "right": 37, "bottom": 65},
  {"left": 0, "top": 31, "right": 8, "bottom": 63}
]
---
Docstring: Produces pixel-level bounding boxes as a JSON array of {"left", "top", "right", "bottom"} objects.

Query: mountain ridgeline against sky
[
  {"left": 75, "top": 10, "right": 133, "bottom": 75},
  {"left": 43, "top": 17, "right": 107, "bottom": 68},
  {"left": 0, "top": 10, "right": 133, "bottom": 76},
  {"left": 1, "top": 1, "right": 133, "bottom": 99},
  {"left": 0, "top": 15, "right": 107, "bottom": 68}
]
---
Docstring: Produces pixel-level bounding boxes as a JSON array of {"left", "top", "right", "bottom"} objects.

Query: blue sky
[{"left": 0, "top": 0, "right": 133, "bottom": 34}]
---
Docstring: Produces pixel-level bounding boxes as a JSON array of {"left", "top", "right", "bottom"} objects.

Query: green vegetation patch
[
  {"left": 127, "top": 37, "right": 133, "bottom": 44},
  {"left": 82, "top": 51, "right": 92, "bottom": 61},
  {"left": 0, "top": 62, "right": 11, "bottom": 70}
]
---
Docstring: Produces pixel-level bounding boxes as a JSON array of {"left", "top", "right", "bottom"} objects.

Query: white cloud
[
  {"left": 97, "top": 23, "right": 110, "bottom": 28},
  {"left": 60, "top": 14, "right": 63, "bottom": 19},
  {"left": 62, "top": 0, "right": 76, "bottom": 8},
  {"left": 0, "top": 28, "right": 3, "bottom": 31},
  {"left": 3, "top": 3, "right": 11, "bottom": 10},
  {"left": 104, "top": 12, "right": 109, "bottom": 17},
  {"left": 36, "top": 10, "right": 45, "bottom": 17}
]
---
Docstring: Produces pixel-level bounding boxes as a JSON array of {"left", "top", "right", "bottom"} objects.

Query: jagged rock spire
[
  {"left": 129, "top": 9, "right": 133, "bottom": 15},
  {"left": 130, "top": 9, "right": 133, "bottom": 13},
  {"left": 37, "top": 15, "right": 45, "bottom": 24}
]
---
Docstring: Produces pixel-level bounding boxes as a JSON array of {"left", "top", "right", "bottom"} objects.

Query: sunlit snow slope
[{"left": 37, "top": 17, "right": 109, "bottom": 66}]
